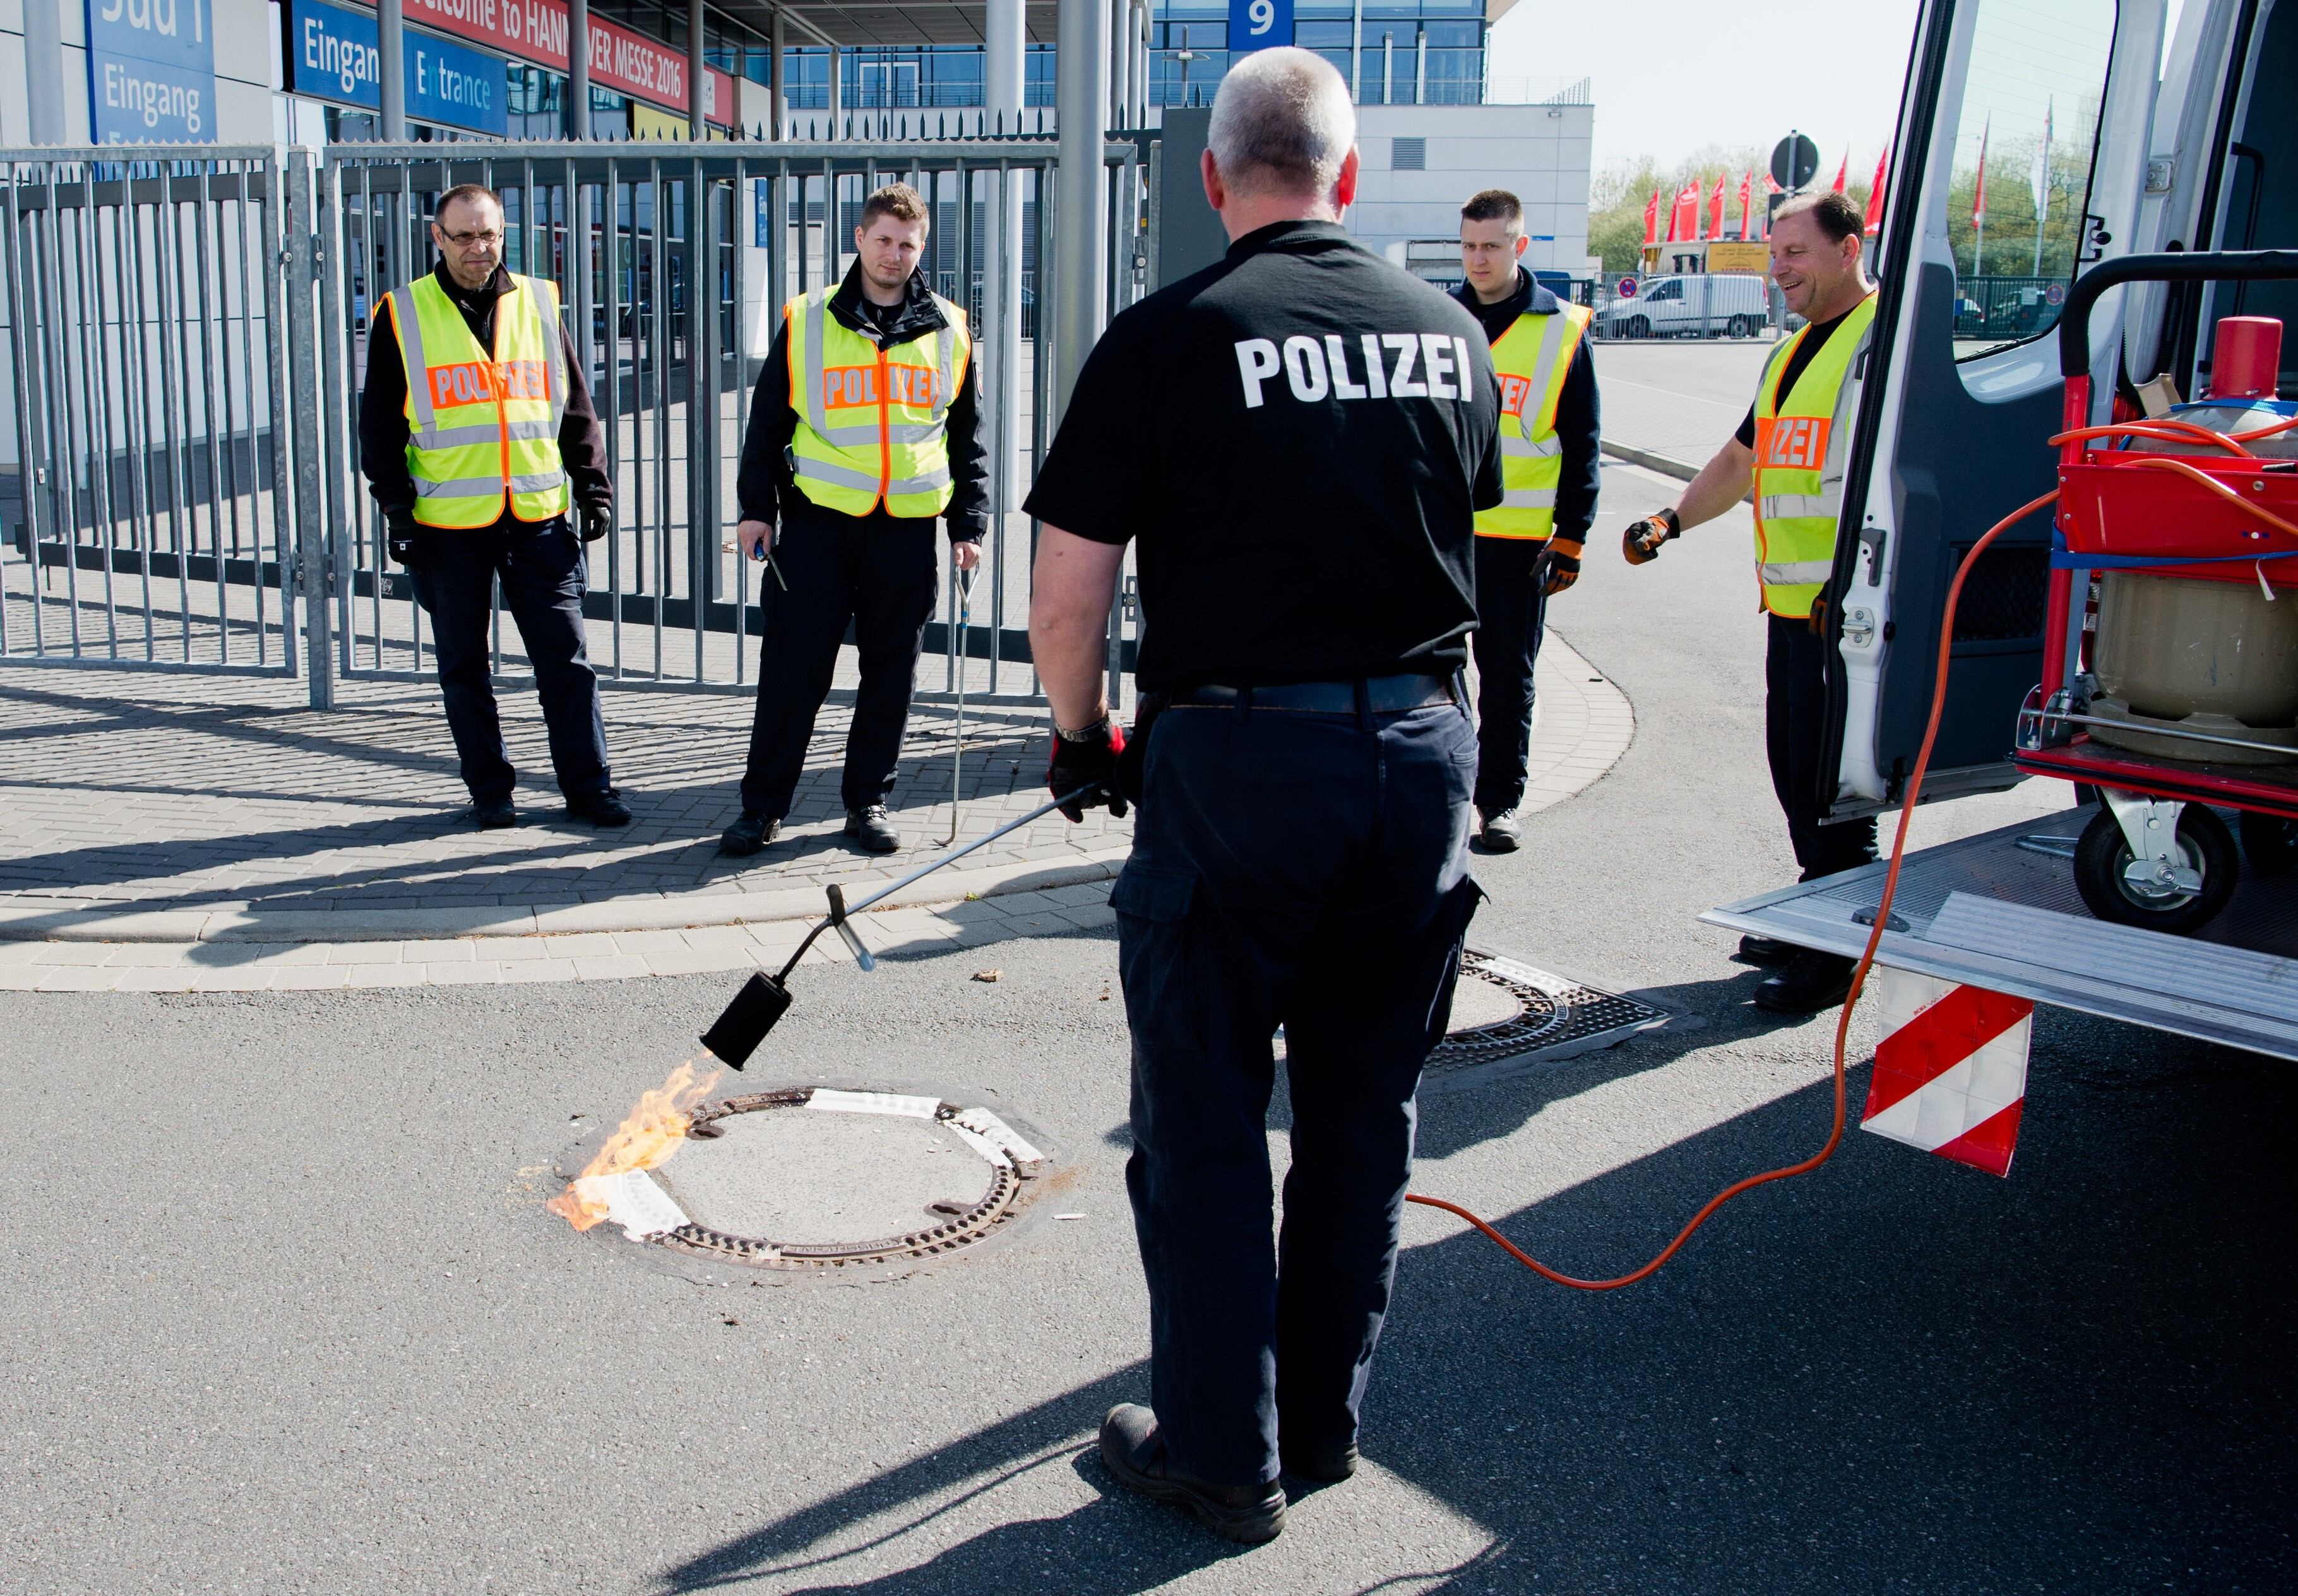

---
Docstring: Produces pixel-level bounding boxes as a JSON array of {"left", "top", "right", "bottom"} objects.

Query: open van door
[{"left": 1818, "top": 0, "right": 2170, "bottom": 815}]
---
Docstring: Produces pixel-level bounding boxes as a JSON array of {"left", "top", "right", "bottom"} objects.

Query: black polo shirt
[{"left": 1025, "top": 220, "right": 1503, "bottom": 693}]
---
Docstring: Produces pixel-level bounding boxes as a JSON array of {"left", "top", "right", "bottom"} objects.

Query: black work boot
[
  {"left": 566, "top": 787, "right": 634, "bottom": 827},
  {"left": 472, "top": 796, "right": 516, "bottom": 830},
  {"left": 844, "top": 805, "right": 901, "bottom": 854},
  {"left": 1736, "top": 934, "right": 1799, "bottom": 967},
  {"left": 1754, "top": 949, "right": 1856, "bottom": 1014},
  {"left": 1098, "top": 1404, "right": 1285, "bottom": 1545},
  {"left": 718, "top": 811, "right": 780, "bottom": 856}
]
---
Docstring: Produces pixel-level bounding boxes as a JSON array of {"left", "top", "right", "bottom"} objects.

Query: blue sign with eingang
[
  {"left": 282, "top": 0, "right": 509, "bottom": 138},
  {"left": 1227, "top": 0, "right": 1294, "bottom": 53},
  {"left": 86, "top": 0, "right": 218, "bottom": 144}
]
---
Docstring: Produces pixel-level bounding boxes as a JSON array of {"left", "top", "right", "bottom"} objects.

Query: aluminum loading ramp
[{"left": 1702, "top": 807, "right": 2298, "bottom": 1062}]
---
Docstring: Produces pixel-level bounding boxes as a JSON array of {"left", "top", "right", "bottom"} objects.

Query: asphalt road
[{"left": 3, "top": 463, "right": 2291, "bottom": 1595}]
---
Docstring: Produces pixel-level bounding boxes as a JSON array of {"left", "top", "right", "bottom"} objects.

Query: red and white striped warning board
[{"left": 1861, "top": 967, "right": 2034, "bottom": 1177}]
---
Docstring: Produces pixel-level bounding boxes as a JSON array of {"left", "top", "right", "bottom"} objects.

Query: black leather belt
[{"left": 1171, "top": 674, "right": 1456, "bottom": 714}]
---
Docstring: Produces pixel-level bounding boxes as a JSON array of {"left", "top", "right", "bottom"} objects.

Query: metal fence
[
  {"left": 1, "top": 149, "right": 303, "bottom": 677},
  {"left": 2, "top": 136, "right": 1143, "bottom": 712},
  {"left": 1953, "top": 275, "right": 2068, "bottom": 342}
]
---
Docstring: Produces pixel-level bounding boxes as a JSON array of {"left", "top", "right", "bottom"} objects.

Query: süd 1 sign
[
  {"left": 1229, "top": 0, "right": 1293, "bottom": 53},
  {"left": 1616, "top": 277, "right": 1638, "bottom": 299},
  {"left": 87, "top": 0, "right": 218, "bottom": 144}
]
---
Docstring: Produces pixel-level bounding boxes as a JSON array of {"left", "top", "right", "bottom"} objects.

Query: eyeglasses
[{"left": 438, "top": 227, "right": 503, "bottom": 248}]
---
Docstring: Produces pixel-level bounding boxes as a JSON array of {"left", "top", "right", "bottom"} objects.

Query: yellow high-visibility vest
[
  {"left": 1476, "top": 300, "right": 1593, "bottom": 541},
  {"left": 785, "top": 287, "right": 971, "bottom": 519},
  {"left": 1751, "top": 291, "right": 1878, "bottom": 618},
  {"left": 385, "top": 272, "right": 569, "bottom": 530}
]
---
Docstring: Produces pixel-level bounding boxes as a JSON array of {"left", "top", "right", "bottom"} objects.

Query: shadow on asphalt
[{"left": 662, "top": 1010, "right": 2297, "bottom": 1592}]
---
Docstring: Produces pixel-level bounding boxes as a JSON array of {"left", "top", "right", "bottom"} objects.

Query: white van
[{"left": 1595, "top": 274, "right": 1772, "bottom": 339}]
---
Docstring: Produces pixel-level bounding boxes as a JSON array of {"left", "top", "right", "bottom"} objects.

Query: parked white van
[{"left": 1595, "top": 274, "right": 1773, "bottom": 339}]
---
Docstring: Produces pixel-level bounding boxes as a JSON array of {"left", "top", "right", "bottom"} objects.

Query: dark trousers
[
  {"left": 1766, "top": 614, "right": 1877, "bottom": 880},
  {"left": 739, "top": 513, "right": 939, "bottom": 819},
  {"left": 411, "top": 516, "right": 610, "bottom": 804},
  {"left": 1470, "top": 535, "right": 1549, "bottom": 815},
  {"left": 1113, "top": 692, "right": 1482, "bottom": 1488}
]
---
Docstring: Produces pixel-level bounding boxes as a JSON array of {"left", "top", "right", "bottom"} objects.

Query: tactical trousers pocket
[
  {"left": 1112, "top": 864, "right": 1209, "bottom": 1055},
  {"left": 1422, "top": 876, "right": 1489, "bottom": 1051}
]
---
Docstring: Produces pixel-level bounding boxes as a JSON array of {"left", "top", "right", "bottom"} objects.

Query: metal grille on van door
[
  {"left": 1392, "top": 138, "right": 1426, "bottom": 170},
  {"left": 1949, "top": 544, "right": 2051, "bottom": 642}
]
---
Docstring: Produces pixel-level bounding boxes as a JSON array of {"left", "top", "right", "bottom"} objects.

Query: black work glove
[
  {"left": 580, "top": 504, "right": 612, "bottom": 544},
  {"left": 1623, "top": 507, "right": 1681, "bottom": 565},
  {"left": 385, "top": 511, "right": 421, "bottom": 568},
  {"left": 1536, "top": 534, "right": 1584, "bottom": 597},
  {"left": 1047, "top": 717, "right": 1129, "bottom": 822}
]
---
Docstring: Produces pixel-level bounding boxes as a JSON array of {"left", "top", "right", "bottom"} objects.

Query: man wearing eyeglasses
[{"left": 359, "top": 182, "right": 628, "bottom": 831}]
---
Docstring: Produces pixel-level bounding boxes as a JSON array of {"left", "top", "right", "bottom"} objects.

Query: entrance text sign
[{"left": 86, "top": 0, "right": 218, "bottom": 144}]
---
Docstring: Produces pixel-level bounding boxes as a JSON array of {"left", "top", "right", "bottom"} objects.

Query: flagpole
[
  {"left": 2033, "top": 97, "right": 2052, "bottom": 277},
  {"left": 1974, "top": 114, "right": 1989, "bottom": 278}
]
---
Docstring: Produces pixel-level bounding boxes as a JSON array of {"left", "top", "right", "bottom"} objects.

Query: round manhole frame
[{"left": 552, "top": 1080, "right": 1062, "bottom": 1280}]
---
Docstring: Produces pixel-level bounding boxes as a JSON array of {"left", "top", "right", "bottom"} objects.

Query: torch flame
[{"left": 546, "top": 1061, "right": 722, "bottom": 1231}]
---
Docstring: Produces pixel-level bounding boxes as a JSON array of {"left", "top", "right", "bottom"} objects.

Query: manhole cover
[
  {"left": 564, "top": 1087, "right": 1051, "bottom": 1271},
  {"left": 1425, "top": 949, "right": 1667, "bottom": 1073}
]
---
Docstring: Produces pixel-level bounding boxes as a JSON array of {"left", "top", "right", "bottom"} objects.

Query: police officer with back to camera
[
  {"left": 1621, "top": 189, "right": 1878, "bottom": 1013},
  {"left": 1025, "top": 47, "right": 1500, "bottom": 1545},
  {"left": 717, "top": 182, "right": 988, "bottom": 859},
  {"left": 360, "top": 182, "right": 629, "bottom": 831},
  {"left": 1453, "top": 187, "right": 1600, "bottom": 852}
]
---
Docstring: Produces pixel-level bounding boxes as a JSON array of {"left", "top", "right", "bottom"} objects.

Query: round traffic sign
[
  {"left": 1770, "top": 133, "right": 1821, "bottom": 193},
  {"left": 1617, "top": 277, "right": 1638, "bottom": 299},
  {"left": 2045, "top": 281, "right": 2067, "bottom": 306}
]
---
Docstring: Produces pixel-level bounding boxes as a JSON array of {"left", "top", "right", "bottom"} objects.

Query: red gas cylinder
[{"left": 2208, "top": 316, "right": 2283, "bottom": 400}]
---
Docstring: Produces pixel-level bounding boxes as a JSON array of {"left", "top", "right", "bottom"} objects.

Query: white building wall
[
  {"left": 0, "top": 0, "right": 275, "bottom": 147},
  {"left": 1348, "top": 101, "right": 1595, "bottom": 278}
]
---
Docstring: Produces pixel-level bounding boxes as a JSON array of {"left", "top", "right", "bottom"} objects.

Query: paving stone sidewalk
[{"left": 0, "top": 636, "right": 1632, "bottom": 983}]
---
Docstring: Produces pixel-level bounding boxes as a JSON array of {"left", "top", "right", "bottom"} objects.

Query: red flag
[
  {"left": 1831, "top": 152, "right": 1849, "bottom": 193},
  {"left": 1669, "top": 180, "right": 1701, "bottom": 242},
  {"left": 1737, "top": 171, "right": 1754, "bottom": 240},
  {"left": 1761, "top": 174, "right": 1780, "bottom": 239},
  {"left": 1706, "top": 174, "right": 1727, "bottom": 241},
  {"left": 1866, "top": 146, "right": 1889, "bottom": 234},
  {"left": 1643, "top": 188, "right": 1660, "bottom": 247},
  {"left": 1972, "top": 117, "right": 1989, "bottom": 225}
]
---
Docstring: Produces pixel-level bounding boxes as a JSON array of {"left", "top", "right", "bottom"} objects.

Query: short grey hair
[{"left": 1208, "top": 47, "right": 1357, "bottom": 198}]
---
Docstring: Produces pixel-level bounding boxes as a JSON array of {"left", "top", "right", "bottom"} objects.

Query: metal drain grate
[
  {"left": 648, "top": 1088, "right": 1045, "bottom": 1271},
  {"left": 1426, "top": 949, "right": 1666, "bottom": 1073}
]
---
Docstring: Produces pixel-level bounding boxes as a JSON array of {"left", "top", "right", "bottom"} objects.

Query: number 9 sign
[{"left": 1229, "top": 0, "right": 1293, "bottom": 51}]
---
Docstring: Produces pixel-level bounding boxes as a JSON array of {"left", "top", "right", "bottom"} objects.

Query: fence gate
[{"left": 2, "top": 136, "right": 1146, "bottom": 712}]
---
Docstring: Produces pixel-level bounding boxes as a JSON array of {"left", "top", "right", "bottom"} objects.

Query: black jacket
[
  {"left": 735, "top": 261, "right": 991, "bottom": 543},
  {"left": 1453, "top": 268, "right": 1602, "bottom": 543},
  {"left": 358, "top": 262, "right": 612, "bottom": 520}
]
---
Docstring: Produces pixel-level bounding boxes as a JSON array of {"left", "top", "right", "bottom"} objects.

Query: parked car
[{"left": 1596, "top": 273, "right": 1772, "bottom": 339}]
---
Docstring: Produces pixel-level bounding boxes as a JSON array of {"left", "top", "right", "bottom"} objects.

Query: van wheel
[
  {"left": 1622, "top": 314, "right": 1650, "bottom": 339},
  {"left": 2240, "top": 810, "right": 2298, "bottom": 876},
  {"left": 1727, "top": 314, "right": 1754, "bottom": 338},
  {"left": 2073, "top": 804, "right": 2238, "bottom": 932}
]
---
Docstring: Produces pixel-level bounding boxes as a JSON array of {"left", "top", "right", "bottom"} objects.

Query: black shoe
[
  {"left": 472, "top": 797, "right": 516, "bottom": 830},
  {"left": 718, "top": 811, "right": 780, "bottom": 856},
  {"left": 1754, "top": 950, "right": 1856, "bottom": 1014},
  {"left": 1098, "top": 1404, "right": 1285, "bottom": 1545},
  {"left": 1736, "top": 934, "right": 1799, "bottom": 967},
  {"left": 1280, "top": 1438, "right": 1359, "bottom": 1484},
  {"left": 566, "top": 787, "right": 634, "bottom": 827},
  {"left": 1480, "top": 807, "right": 1523, "bottom": 852},
  {"left": 845, "top": 805, "right": 901, "bottom": 854}
]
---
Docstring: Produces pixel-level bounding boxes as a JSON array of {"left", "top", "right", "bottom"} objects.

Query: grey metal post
[
  {"left": 1414, "top": 30, "right": 1425, "bottom": 104},
  {"left": 1350, "top": 0, "right": 1362, "bottom": 103},
  {"left": 1054, "top": 0, "right": 1109, "bottom": 418},
  {"left": 689, "top": 0, "right": 708, "bottom": 138},
  {"left": 285, "top": 156, "right": 334, "bottom": 707},
  {"left": 23, "top": 0, "right": 65, "bottom": 143},
  {"left": 985, "top": 0, "right": 1023, "bottom": 550},
  {"left": 770, "top": 9, "right": 787, "bottom": 140},
  {"left": 828, "top": 43, "right": 843, "bottom": 138},
  {"left": 379, "top": 0, "right": 407, "bottom": 140},
  {"left": 569, "top": 0, "right": 592, "bottom": 136},
  {"left": 1109, "top": 0, "right": 1127, "bottom": 126}
]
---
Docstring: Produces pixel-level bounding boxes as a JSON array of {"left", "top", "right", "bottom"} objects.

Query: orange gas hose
[
  {"left": 1405, "top": 488, "right": 2064, "bottom": 1289},
  {"left": 2047, "top": 420, "right": 2254, "bottom": 454}
]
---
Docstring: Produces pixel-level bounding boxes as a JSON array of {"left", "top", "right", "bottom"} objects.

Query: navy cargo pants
[
  {"left": 1470, "top": 534, "right": 1549, "bottom": 817},
  {"left": 1112, "top": 686, "right": 1482, "bottom": 1489}
]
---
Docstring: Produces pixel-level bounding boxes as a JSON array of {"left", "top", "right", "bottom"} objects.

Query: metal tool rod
[{"left": 851, "top": 787, "right": 1090, "bottom": 915}]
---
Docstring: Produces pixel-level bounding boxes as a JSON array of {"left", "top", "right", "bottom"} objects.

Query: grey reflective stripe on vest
[
  {"left": 1501, "top": 487, "right": 1557, "bottom": 509},
  {"left": 412, "top": 418, "right": 558, "bottom": 449},
  {"left": 1760, "top": 560, "right": 1835, "bottom": 585},
  {"left": 529, "top": 277, "right": 566, "bottom": 428},
  {"left": 1501, "top": 433, "right": 1563, "bottom": 459},
  {"left": 801, "top": 294, "right": 879, "bottom": 446},
  {"left": 1759, "top": 492, "right": 1837, "bottom": 521},
  {"left": 792, "top": 454, "right": 885, "bottom": 494},
  {"left": 414, "top": 470, "right": 565, "bottom": 499},
  {"left": 393, "top": 285, "right": 432, "bottom": 432},
  {"left": 890, "top": 464, "right": 951, "bottom": 496}
]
